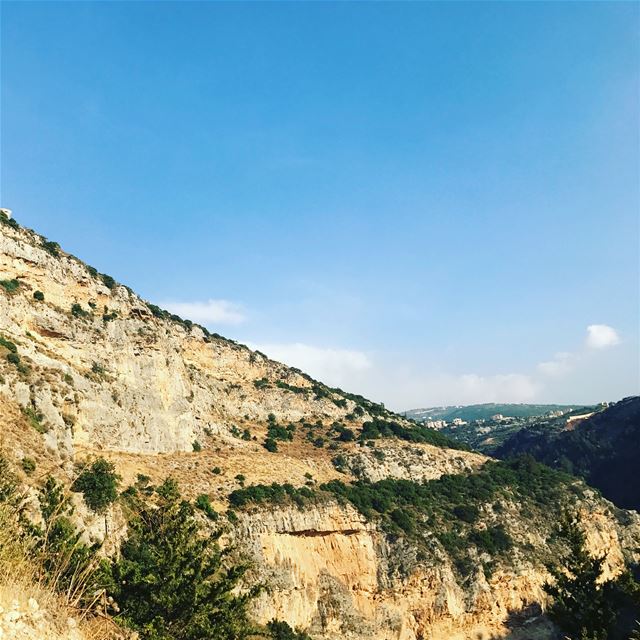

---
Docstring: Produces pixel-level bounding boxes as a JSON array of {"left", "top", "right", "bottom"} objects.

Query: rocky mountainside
[
  {"left": 496, "top": 396, "right": 640, "bottom": 511},
  {"left": 1, "top": 212, "right": 639, "bottom": 640}
]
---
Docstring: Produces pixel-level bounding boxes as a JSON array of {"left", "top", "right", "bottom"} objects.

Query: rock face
[
  {"left": 232, "top": 496, "right": 640, "bottom": 640},
  {"left": 0, "top": 222, "right": 366, "bottom": 456},
  {"left": 1, "top": 218, "right": 639, "bottom": 640}
]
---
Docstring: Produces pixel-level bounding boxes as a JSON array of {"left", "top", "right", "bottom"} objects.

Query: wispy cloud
[
  {"left": 162, "top": 299, "right": 246, "bottom": 325},
  {"left": 537, "top": 351, "right": 575, "bottom": 377},
  {"left": 586, "top": 324, "right": 620, "bottom": 350},
  {"left": 249, "top": 342, "right": 371, "bottom": 387}
]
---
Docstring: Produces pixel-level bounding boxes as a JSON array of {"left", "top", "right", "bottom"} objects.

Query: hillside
[
  {"left": 404, "top": 403, "right": 585, "bottom": 423},
  {"left": 1, "top": 211, "right": 639, "bottom": 640},
  {"left": 496, "top": 396, "right": 640, "bottom": 511}
]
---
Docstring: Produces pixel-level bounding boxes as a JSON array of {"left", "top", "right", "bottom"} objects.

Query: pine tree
[
  {"left": 544, "top": 521, "right": 616, "bottom": 639},
  {"left": 108, "top": 478, "right": 258, "bottom": 640}
]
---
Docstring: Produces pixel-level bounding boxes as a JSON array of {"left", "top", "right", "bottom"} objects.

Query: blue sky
[{"left": 1, "top": 1, "right": 638, "bottom": 409}]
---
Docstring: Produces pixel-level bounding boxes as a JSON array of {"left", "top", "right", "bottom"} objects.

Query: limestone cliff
[{"left": 1, "top": 215, "right": 638, "bottom": 640}]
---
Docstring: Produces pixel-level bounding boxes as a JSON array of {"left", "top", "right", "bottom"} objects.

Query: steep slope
[
  {"left": 1, "top": 212, "right": 639, "bottom": 640},
  {"left": 495, "top": 396, "right": 640, "bottom": 511}
]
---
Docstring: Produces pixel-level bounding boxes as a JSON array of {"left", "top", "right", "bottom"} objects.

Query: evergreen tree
[
  {"left": 71, "top": 457, "right": 120, "bottom": 514},
  {"left": 544, "top": 521, "right": 616, "bottom": 639},
  {"left": 108, "top": 478, "right": 258, "bottom": 640}
]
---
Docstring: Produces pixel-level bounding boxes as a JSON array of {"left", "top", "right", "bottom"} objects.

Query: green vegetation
[
  {"left": 23, "top": 406, "right": 47, "bottom": 433},
  {"left": 229, "top": 482, "right": 315, "bottom": 509},
  {"left": 33, "top": 290, "right": 45, "bottom": 301},
  {"left": 71, "top": 302, "right": 89, "bottom": 318},
  {"left": 192, "top": 440, "right": 202, "bottom": 452},
  {"left": 21, "top": 457, "right": 36, "bottom": 475},
  {"left": 0, "top": 335, "right": 17, "bottom": 354},
  {"left": 71, "top": 457, "right": 121, "bottom": 514},
  {"left": 404, "top": 403, "right": 585, "bottom": 423},
  {"left": 359, "top": 418, "right": 468, "bottom": 450},
  {"left": 267, "top": 620, "right": 312, "bottom": 640},
  {"left": 0, "top": 210, "right": 19, "bottom": 229},
  {"left": 264, "top": 438, "right": 278, "bottom": 453},
  {"left": 195, "top": 493, "right": 218, "bottom": 520},
  {"left": 544, "top": 520, "right": 640, "bottom": 640},
  {"left": 41, "top": 240, "right": 60, "bottom": 257},
  {"left": 0, "top": 278, "right": 20, "bottom": 293},
  {"left": 107, "top": 479, "right": 257, "bottom": 640},
  {"left": 100, "top": 273, "right": 116, "bottom": 289}
]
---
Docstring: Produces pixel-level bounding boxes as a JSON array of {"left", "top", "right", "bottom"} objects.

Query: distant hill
[
  {"left": 495, "top": 396, "right": 640, "bottom": 511},
  {"left": 404, "top": 403, "right": 584, "bottom": 423}
]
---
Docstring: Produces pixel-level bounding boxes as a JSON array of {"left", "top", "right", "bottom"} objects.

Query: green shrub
[
  {"left": 0, "top": 335, "right": 17, "bottom": 353},
  {"left": 453, "top": 505, "right": 480, "bottom": 523},
  {"left": 23, "top": 407, "right": 46, "bottom": 433},
  {"left": 264, "top": 438, "right": 278, "bottom": 453},
  {"left": 71, "top": 303, "right": 89, "bottom": 318},
  {"left": 33, "top": 476, "right": 99, "bottom": 597},
  {"left": 212, "top": 466, "right": 222, "bottom": 475},
  {"left": 100, "top": 274, "right": 116, "bottom": 289},
  {"left": 195, "top": 493, "right": 218, "bottom": 520},
  {"left": 0, "top": 279, "right": 20, "bottom": 293},
  {"left": 107, "top": 479, "right": 257, "bottom": 639},
  {"left": 33, "top": 290, "right": 45, "bottom": 301},
  {"left": 7, "top": 352, "right": 20, "bottom": 366},
  {"left": 267, "top": 620, "right": 312, "bottom": 640},
  {"left": 192, "top": 440, "right": 202, "bottom": 452},
  {"left": 41, "top": 240, "right": 60, "bottom": 257},
  {"left": 359, "top": 418, "right": 467, "bottom": 450},
  {"left": 229, "top": 482, "right": 315, "bottom": 509},
  {"left": 21, "top": 457, "right": 36, "bottom": 475},
  {"left": 0, "top": 211, "right": 19, "bottom": 229},
  {"left": 71, "top": 458, "right": 120, "bottom": 514}
]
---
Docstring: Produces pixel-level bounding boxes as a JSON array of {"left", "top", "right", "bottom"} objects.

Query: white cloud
[
  {"left": 372, "top": 370, "right": 539, "bottom": 411},
  {"left": 162, "top": 299, "right": 246, "bottom": 325},
  {"left": 586, "top": 324, "right": 620, "bottom": 350},
  {"left": 537, "top": 352, "right": 574, "bottom": 377},
  {"left": 249, "top": 342, "right": 372, "bottom": 388}
]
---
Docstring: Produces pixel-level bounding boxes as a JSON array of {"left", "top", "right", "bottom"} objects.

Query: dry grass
[{"left": 0, "top": 499, "right": 123, "bottom": 639}]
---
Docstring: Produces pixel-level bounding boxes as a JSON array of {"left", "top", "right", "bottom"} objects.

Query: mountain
[
  {"left": 496, "top": 396, "right": 640, "bottom": 511},
  {"left": 1, "top": 211, "right": 639, "bottom": 640},
  {"left": 404, "top": 403, "right": 585, "bottom": 423}
]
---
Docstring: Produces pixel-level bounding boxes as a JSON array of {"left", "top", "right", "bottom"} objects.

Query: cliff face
[
  {"left": 1, "top": 217, "right": 639, "bottom": 640},
  {"left": 231, "top": 496, "right": 640, "bottom": 640}
]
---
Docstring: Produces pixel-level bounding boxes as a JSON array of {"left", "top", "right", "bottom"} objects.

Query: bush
[
  {"left": 71, "top": 458, "right": 120, "bottom": 514},
  {"left": 33, "top": 290, "right": 45, "bottom": 301},
  {"left": 453, "top": 505, "right": 480, "bottom": 523},
  {"left": 21, "top": 457, "right": 36, "bottom": 475},
  {"left": 107, "top": 479, "right": 257, "bottom": 639},
  {"left": 41, "top": 240, "right": 60, "bottom": 257},
  {"left": 0, "top": 279, "right": 20, "bottom": 293},
  {"left": 192, "top": 440, "right": 202, "bottom": 452},
  {"left": 264, "top": 438, "right": 278, "bottom": 453},
  {"left": 0, "top": 336, "right": 17, "bottom": 353},
  {"left": 71, "top": 303, "right": 89, "bottom": 318},
  {"left": 100, "top": 274, "right": 116, "bottom": 289},
  {"left": 7, "top": 352, "right": 20, "bottom": 366},
  {"left": 195, "top": 493, "right": 218, "bottom": 521},
  {"left": 267, "top": 620, "right": 312, "bottom": 640},
  {"left": 229, "top": 483, "right": 315, "bottom": 509}
]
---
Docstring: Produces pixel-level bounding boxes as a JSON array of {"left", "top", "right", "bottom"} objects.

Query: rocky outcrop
[
  {"left": 2, "top": 218, "right": 639, "bottom": 640},
  {"left": 231, "top": 496, "right": 640, "bottom": 640}
]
